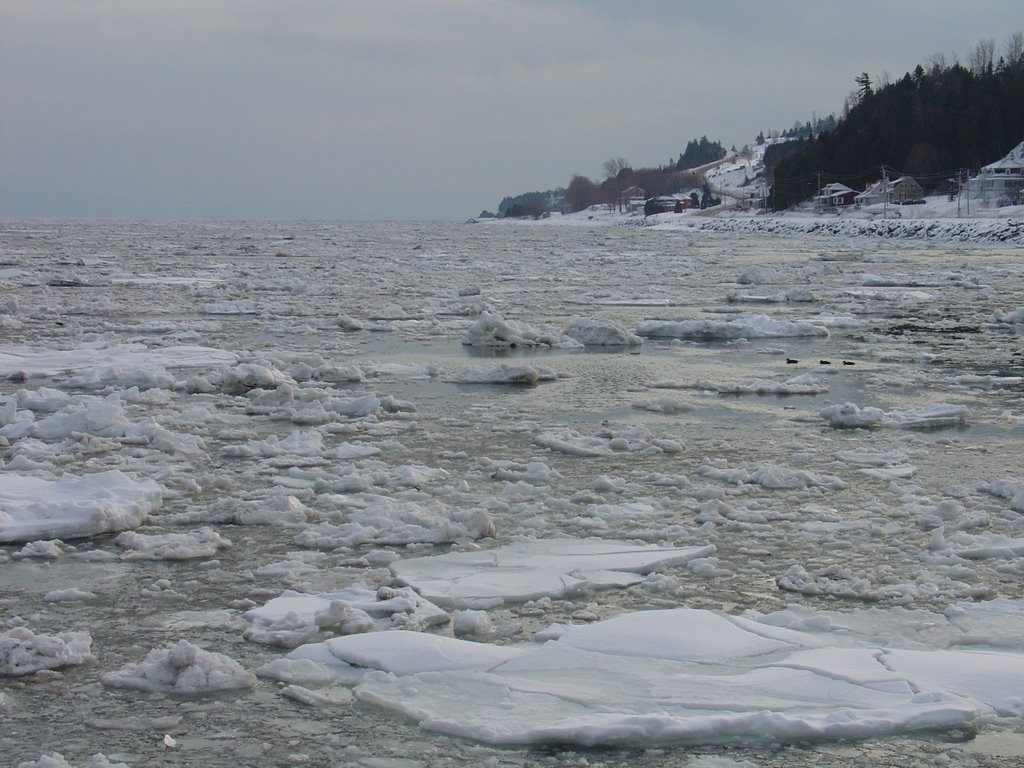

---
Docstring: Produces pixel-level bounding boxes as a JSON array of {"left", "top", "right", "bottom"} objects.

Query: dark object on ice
[
  {"left": 819, "top": 360, "right": 832, "bottom": 365},
  {"left": 842, "top": 360, "right": 855, "bottom": 366},
  {"left": 786, "top": 358, "right": 799, "bottom": 364}
]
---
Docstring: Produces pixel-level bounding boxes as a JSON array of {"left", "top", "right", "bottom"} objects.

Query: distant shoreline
[{"left": 478, "top": 203, "right": 1024, "bottom": 245}]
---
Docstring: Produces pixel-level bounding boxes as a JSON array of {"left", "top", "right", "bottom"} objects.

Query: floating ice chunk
[
  {"left": 0, "top": 627, "right": 94, "bottom": 676},
  {"left": 942, "top": 531, "right": 1024, "bottom": 560},
  {"left": 13, "top": 395, "right": 130, "bottom": 440},
  {"left": 169, "top": 493, "right": 313, "bottom": 526},
  {"left": 479, "top": 459, "right": 562, "bottom": 485},
  {"left": 804, "top": 311, "right": 863, "bottom": 328},
  {"left": 101, "top": 640, "right": 255, "bottom": 694},
  {"left": 295, "top": 497, "right": 494, "bottom": 549},
  {"left": 347, "top": 604, "right": 993, "bottom": 747},
  {"left": 217, "top": 362, "right": 294, "bottom": 393},
  {"left": 534, "top": 424, "right": 680, "bottom": 457},
  {"left": 453, "top": 610, "right": 494, "bottom": 638},
  {"left": 885, "top": 647, "right": 1024, "bottom": 716},
  {"left": 115, "top": 527, "right": 232, "bottom": 560},
  {"left": 680, "top": 374, "right": 829, "bottom": 395},
  {"left": 16, "top": 754, "right": 128, "bottom": 768},
  {"left": 390, "top": 538, "right": 715, "bottom": 608},
  {"left": 748, "top": 464, "right": 846, "bottom": 491},
  {"left": 12, "top": 540, "right": 71, "bottom": 559},
  {"left": 0, "top": 470, "right": 162, "bottom": 543},
  {"left": 636, "top": 314, "right": 829, "bottom": 341},
  {"left": 335, "top": 314, "right": 365, "bottom": 331},
  {"left": 0, "top": 343, "right": 236, "bottom": 378},
  {"left": 736, "top": 265, "right": 780, "bottom": 284},
  {"left": 222, "top": 428, "right": 326, "bottom": 458},
  {"left": 360, "top": 361, "right": 442, "bottom": 378},
  {"left": 980, "top": 478, "right": 1024, "bottom": 512},
  {"left": 11, "top": 387, "right": 73, "bottom": 413},
  {"left": 200, "top": 298, "right": 260, "bottom": 315},
  {"left": 280, "top": 683, "right": 353, "bottom": 706},
  {"left": 777, "top": 564, "right": 921, "bottom": 602},
  {"left": 43, "top": 588, "right": 97, "bottom": 602},
  {"left": 630, "top": 397, "right": 696, "bottom": 413},
  {"left": 255, "top": 657, "right": 342, "bottom": 686},
  {"left": 290, "top": 630, "right": 522, "bottom": 676},
  {"left": 450, "top": 363, "right": 557, "bottom": 385},
  {"left": 835, "top": 449, "right": 910, "bottom": 466},
  {"left": 991, "top": 307, "right": 1024, "bottom": 323},
  {"left": 821, "top": 402, "right": 968, "bottom": 430},
  {"left": 461, "top": 311, "right": 581, "bottom": 348},
  {"left": 685, "top": 759, "right": 757, "bottom": 768},
  {"left": 820, "top": 402, "right": 886, "bottom": 428},
  {"left": 698, "top": 461, "right": 845, "bottom": 491},
  {"left": 884, "top": 403, "right": 969, "bottom": 429},
  {"left": 554, "top": 608, "right": 808, "bottom": 662},
  {"left": 857, "top": 465, "right": 918, "bottom": 479},
  {"left": 63, "top": 365, "right": 176, "bottom": 391},
  {"left": 244, "top": 586, "right": 449, "bottom": 647},
  {"left": 533, "top": 428, "right": 611, "bottom": 457},
  {"left": 563, "top": 317, "right": 642, "bottom": 347},
  {"left": 945, "top": 599, "right": 1024, "bottom": 648}
]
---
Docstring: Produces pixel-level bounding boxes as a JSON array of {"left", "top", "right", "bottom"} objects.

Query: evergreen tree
[{"left": 771, "top": 32, "right": 1024, "bottom": 210}]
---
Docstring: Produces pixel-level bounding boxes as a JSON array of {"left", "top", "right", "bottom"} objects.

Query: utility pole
[
  {"left": 965, "top": 169, "right": 970, "bottom": 216},
  {"left": 881, "top": 165, "right": 888, "bottom": 220},
  {"left": 957, "top": 170, "right": 962, "bottom": 218}
]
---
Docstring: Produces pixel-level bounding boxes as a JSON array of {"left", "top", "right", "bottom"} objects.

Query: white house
[
  {"left": 854, "top": 177, "right": 924, "bottom": 206},
  {"left": 814, "top": 182, "right": 857, "bottom": 211},
  {"left": 966, "top": 141, "right": 1024, "bottom": 206}
]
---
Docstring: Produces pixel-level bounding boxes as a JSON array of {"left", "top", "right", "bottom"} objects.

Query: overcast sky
[{"left": 2, "top": 1, "right": 1020, "bottom": 220}]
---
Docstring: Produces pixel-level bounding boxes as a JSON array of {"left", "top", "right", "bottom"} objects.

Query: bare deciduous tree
[
  {"left": 968, "top": 38, "right": 995, "bottom": 75},
  {"left": 1004, "top": 31, "right": 1024, "bottom": 69},
  {"left": 602, "top": 157, "right": 631, "bottom": 179}
]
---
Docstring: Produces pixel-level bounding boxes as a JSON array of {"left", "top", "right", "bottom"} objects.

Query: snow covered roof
[
  {"left": 820, "top": 183, "right": 855, "bottom": 196},
  {"left": 982, "top": 141, "right": 1024, "bottom": 172}
]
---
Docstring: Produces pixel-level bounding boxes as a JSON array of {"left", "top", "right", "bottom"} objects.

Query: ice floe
[
  {"left": 533, "top": 425, "right": 682, "bottom": 457},
  {"left": 244, "top": 585, "right": 449, "bottom": 647},
  {"left": 0, "top": 626, "right": 94, "bottom": 676},
  {"left": 992, "top": 307, "right": 1024, "bottom": 323},
  {"left": 636, "top": 313, "right": 829, "bottom": 341},
  {"left": 821, "top": 402, "right": 969, "bottom": 429},
  {"left": 294, "top": 496, "right": 495, "bottom": 549},
  {"left": 0, "top": 343, "right": 236, "bottom": 378},
  {"left": 17, "top": 755, "right": 128, "bottom": 768},
  {"left": 462, "top": 311, "right": 582, "bottom": 348},
  {"left": 651, "top": 373, "right": 829, "bottom": 395},
  {"left": 389, "top": 538, "right": 715, "bottom": 608},
  {"left": 0, "top": 470, "right": 162, "bottom": 543},
  {"left": 449, "top": 363, "right": 558, "bottom": 385},
  {"left": 114, "top": 527, "right": 232, "bottom": 560},
  {"left": 562, "top": 317, "right": 642, "bottom": 347},
  {"left": 100, "top": 639, "right": 254, "bottom": 694},
  {"left": 279, "top": 600, "right": 1024, "bottom": 747}
]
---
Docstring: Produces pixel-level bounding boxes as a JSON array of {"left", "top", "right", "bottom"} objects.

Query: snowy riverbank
[{"left": 486, "top": 196, "right": 1024, "bottom": 244}]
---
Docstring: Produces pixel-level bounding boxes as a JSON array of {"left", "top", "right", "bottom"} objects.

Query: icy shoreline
[
  {"left": 653, "top": 212, "right": 1024, "bottom": 244},
  {"left": 482, "top": 202, "right": 1024, "bottom": 244}
]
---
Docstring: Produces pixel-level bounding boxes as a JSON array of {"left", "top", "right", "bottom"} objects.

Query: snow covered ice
[{"left": 3, "top": 219, "right": 1024, "bottom": 766}]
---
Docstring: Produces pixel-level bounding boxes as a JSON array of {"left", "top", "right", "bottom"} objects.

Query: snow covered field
[{"left": 2, "top": 219, "right": 1024, "bottom": 767}]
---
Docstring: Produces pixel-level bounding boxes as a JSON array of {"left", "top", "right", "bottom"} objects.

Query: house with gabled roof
[
  {"left": 814, "top": 182, "right": 858, "bottom": 211},
  {"left": 967, "top": 141, "right": 1024, "bottom": 206},
  {"left": 855, "top": 177, "right": 923, "bottom": 206}
]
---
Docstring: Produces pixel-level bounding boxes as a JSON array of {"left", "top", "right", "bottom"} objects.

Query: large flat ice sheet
[
  {"left": 390, "top": 538, "right": 715, "bottom": 608},
  {"left": 0, "top": 470, "right": 162, "bottom": 543}
]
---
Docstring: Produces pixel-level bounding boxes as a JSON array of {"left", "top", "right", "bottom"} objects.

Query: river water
[{"left": 2, "top": 219, "right": 1024, "bottom": 767}]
